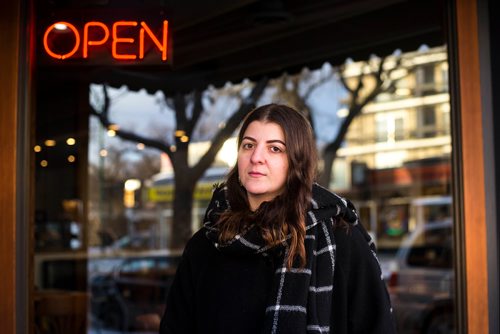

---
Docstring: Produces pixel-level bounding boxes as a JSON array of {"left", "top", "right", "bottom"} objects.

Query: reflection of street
[
  {"left": 88, "top": 249, "right": 181, "bottom": 333},
  {"left": 35, "top": 248, "right": 180, "bottom": 334}
]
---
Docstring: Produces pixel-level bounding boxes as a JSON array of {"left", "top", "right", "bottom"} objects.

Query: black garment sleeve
[
  {"left": 332, "top": 223, "right": 397, "bottom": 334},
  {"left": 159, "top": 243, "right": 195, "bottom": 334}
]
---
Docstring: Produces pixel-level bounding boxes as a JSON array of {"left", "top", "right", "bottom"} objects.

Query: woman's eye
[
  {"left": 270, "top": 146, "right": 283, "bottom": 153},
  {"left": 242, "top": 143, "right": 254, "bottom": 149}
]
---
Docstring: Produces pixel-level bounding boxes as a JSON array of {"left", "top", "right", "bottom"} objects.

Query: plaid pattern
[{"left": 204, "top": 184, "right": 361, "bottom": 334}]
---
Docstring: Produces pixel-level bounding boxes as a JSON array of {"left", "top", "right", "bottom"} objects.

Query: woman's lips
[{"left": 249, "top": 171, "right": 265, "bottom": 177}]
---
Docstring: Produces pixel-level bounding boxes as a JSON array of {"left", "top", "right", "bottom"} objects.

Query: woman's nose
[{"left": 250, "top": 146, "right": 264, "bottom": 164}]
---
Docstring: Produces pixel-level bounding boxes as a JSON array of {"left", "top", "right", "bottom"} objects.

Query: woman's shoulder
[
  {"left": 182, "top": 227, "right": 216, "bottom": 259},
  {"left": 311, "top": 183, "right": 359, "bottom": 225}
]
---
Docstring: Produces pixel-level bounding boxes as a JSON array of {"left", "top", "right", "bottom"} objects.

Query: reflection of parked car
[
  {"left": 112, "top": 233, "right": 156, "bottom": 250},
  {"left": 387, "top": 221, "right": 454, "bottom": 334},
  {"left": 90, "top": 253, "right": 181, "bottom": 331},
  {"left": 109, "top": 230, "right": 170, "bottom": 251}
]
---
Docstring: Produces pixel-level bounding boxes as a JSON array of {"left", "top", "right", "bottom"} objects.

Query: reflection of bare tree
[
  {"left": 271, "top": 57, "right": 412, "bottom": 187},
  {"left": 99, "top": 145, "right": 161, "bottom": 181},
  {"left": 319, "top": 57, "right": 411, "bottom": 186},
  {"left": 272, "top": 70, "right": 330, "bottom": 136},
  {"left": 190, "top": 85, "right": 249, "bottom": 141},
  {"left": 90, "top": 78, "right": 268, "bottom": 248}
]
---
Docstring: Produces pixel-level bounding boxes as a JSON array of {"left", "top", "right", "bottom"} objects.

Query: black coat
[{"left": 160, "top": 217, "right": 396, "bottom": 333}]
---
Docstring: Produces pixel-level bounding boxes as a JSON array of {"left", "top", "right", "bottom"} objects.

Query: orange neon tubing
[
  {"left": 83, "top": 21, "right": 110, "bottom": 58},
  {"left": 139, "top": 20, "right": 168, "bottom": 60},
  {"left": 43, "top": 22, "right": 80, "bottom": 60},
  {"left": 112, "top": 21, "right": 138, "bottom": 60}
]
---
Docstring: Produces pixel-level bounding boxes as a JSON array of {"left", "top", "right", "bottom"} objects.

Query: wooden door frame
[
  {"left": 0, "top": 0, "right": 32, "bottom": 333},
  {"left": 454, "top": 0, "right": 496, "bottom": 333},
  {"left": 0, "top": 1, "right": 21, "bottom": 334}
]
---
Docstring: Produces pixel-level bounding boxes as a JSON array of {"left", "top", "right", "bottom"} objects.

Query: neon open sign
[{"left": 43, "top": 20, "right": 169, "bottom": 61}]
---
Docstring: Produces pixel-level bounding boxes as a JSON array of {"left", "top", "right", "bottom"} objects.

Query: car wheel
[{"left": 425, "top": 312, "right": 454, "bottom": 334}]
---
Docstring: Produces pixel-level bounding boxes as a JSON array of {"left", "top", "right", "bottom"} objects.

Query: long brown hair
[{"left": 216, "top": 104, "right": 318, "bottom": 268}]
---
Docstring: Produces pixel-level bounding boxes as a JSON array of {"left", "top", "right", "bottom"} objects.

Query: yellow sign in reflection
[{"left": 148, "top": 183, "right": 214, "bottom": 202}]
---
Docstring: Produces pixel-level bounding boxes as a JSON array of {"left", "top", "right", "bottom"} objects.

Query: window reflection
[{"left": 34, "top": 45, "right": 454, "bottom": 334}]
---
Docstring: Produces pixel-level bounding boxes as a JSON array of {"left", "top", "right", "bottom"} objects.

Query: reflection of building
[
  {"left": 336, "top": 47, "right": 450, "bottom": 187},
  {"left": 332, "top": 47, "right": 452, "bottom": 249}
]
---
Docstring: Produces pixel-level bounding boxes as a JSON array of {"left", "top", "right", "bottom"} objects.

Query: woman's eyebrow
[
  {"left": 267, "top": 139, "right": 286, "bottom": 146},
  {"left": 242, "top": 136, "right": 286, "bottom": 146},
  {"left": 242, "top": 136, "right": 256, "bottom": 142}
]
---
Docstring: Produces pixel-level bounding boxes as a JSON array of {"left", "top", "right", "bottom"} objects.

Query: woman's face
[{"left": 237, "top": 120, "right": 289, "bottom": 211}]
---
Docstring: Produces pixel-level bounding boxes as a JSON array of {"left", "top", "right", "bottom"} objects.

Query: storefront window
[
  {"left": 32, "top": 0, "right": 454, "bottom": 330},
  {"left": 34, "top": 44, "right": 454, "bottom": 334}
]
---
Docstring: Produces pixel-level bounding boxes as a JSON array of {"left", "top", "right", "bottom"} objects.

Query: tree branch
[
  {"left": 187, "top": 90, "right": 203, "bottom": 137},
  {"left": 193, "top": 77, "right": 269, "bottom": 179},
  {"left": 173, "top": 92, "right": 187, "bottom": 132},
  {"left": 90, "top": 84, "right": 174, "bottom": 160},
  {"left": 321, "top": 54, "right": 418, "bottom": 186},
  {"left": 338, "top": 65, "right": 354, "bottom": 95}
]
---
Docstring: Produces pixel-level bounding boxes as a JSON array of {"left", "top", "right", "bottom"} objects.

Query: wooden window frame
[{"left": 452, "top": 0, "right": 496, "bottom": 333}]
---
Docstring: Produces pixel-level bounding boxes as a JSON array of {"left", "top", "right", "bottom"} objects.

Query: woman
[{"left": 160, "top": 104, "right": 396, "bottom": 334}]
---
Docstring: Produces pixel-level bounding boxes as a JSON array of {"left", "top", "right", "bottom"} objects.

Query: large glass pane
[
  {"left": 32, "top": 3, "right": 453, "bottom": 333},
  {"left": 34, "top": 45, "right": 453, "bottom": 334}
]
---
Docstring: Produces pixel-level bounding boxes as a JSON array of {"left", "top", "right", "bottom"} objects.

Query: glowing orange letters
[{"left": 43, "top": 20, "right": 169, "bottom": 61}]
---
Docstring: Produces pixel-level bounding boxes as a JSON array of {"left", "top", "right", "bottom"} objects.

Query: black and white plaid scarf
[{"left": 203, "top": 183, "right": 362, "bottom": 334}]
